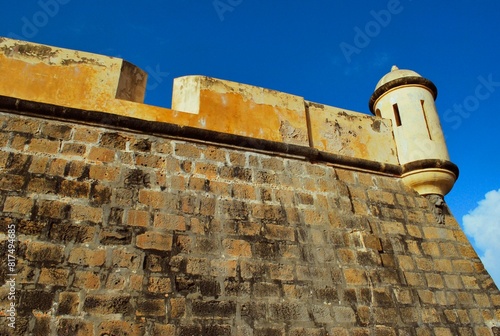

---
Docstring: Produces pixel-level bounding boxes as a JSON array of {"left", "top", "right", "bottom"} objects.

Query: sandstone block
[
  {"left": 343, "top": 268, "right": 368, "bottom": 285},
  {"left": 70, "top": 204, "right": 103, "bottom": 223},
  {"left": 98, "top": 321, "right": 145, "bottom": 336},
  {"left": 147, "top": 276, "right": 172, "bottom": 293},
  {"left": 68, "top": 247, "right": 106, "bottom": 267},
  {"left": 136, "top": 298, "right": 166, "bottom": 317},
  {"left": 57, "top": 319, "right": 93, "bottom": 336},
  {"left": 223, "top": 238, "right": 252, "bottom": 257},
  {"left": 3, "top": 196, "right": 34, "bottom": 215},
  {"left": 136, "top": 232, "right": 173, "bottom": 251},
  {"left": 191, "top": 300, "right": 236, "bottom": 317},
  {"left": 28, "top": 138, "right": 60, "bottom": 154},
  {"left": 38, "top": 268, "right": 70, "bottom": 287},
  {"left": 25, "top": 241, "right": 64, "bottom": 263},
  {"left": 73, "top": 270, "right": 100, "bottom": 289},
  {"left": 88, "top": 164, "right": 120, "bottom": 181},
  {"left": 152, "top": 323, "right": 176, "bottom": 336},
  {"left": 57, "top": 292, "right": 80, "bottom": 315},
  {"left": 83, "top": 294, "right": 131, "bottom": 315},
  {"left": 169, "top": 297, "right": 186, "bottom": 318}
]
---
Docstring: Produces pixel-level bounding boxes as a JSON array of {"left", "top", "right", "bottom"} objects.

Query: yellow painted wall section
[
  {"left": 172, "top": 76, "right": 309, "bottom": 145},
  {"left": 0, "top": 37, "right": 399, "bottom": 164},
  {"left": 0, "top": 38, "right": 125, "bottom": 108},
  {"left": 308, "top": 102, "right": 399, "bottom": 165}
]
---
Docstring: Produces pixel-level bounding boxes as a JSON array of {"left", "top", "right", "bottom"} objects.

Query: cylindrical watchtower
[{"left": 369, "top": 66, "right": 458, "bottom": 196}]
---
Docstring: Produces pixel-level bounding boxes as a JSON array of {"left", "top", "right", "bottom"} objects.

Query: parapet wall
[
  {"left": 0, "top": 38, "right": 398, "bottom": 167},
  {"left": 0, "top": 37, "right": 499, "bottom": 335}
]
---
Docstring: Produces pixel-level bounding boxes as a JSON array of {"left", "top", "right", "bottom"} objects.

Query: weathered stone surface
[
  {"left": 0, "top": 37, "right": 498, "bottom": 336},
  {"left": 172, "top": 75, "right": 309, "bottom": 145},
  {"left": 0, "top": 38, "right": 146, "bottom": 109},
  {"left": 308, "top": 102, "right": 398, "bottom": 164}
]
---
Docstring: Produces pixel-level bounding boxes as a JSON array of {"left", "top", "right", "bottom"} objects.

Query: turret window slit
[
  {"left": 421, "top": 100, "right": 433, "bottom": 140},
  {"left": 392, "top": 104, "right": 402, "bottom": 127}
]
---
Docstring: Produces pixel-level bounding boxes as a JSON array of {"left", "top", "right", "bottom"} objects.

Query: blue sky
[{"left": 1, "top": 0, "right": 499, "bottom": 285}]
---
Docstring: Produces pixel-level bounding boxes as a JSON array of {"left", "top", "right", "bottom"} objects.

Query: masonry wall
[{"left": 0, "top": 108, "right": 499, "bottom": 336}]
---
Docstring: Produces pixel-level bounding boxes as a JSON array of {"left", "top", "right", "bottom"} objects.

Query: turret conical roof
[
  {"left": 374, "top": 65, "right": 422, "bottom": 90},
  {"left": 369, "top": 65, "right": 437, "bottom": 114}
]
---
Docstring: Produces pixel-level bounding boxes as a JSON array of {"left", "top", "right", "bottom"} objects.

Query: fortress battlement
[{"left": 0, "top": 37, "right": 497, "bottom": 336}]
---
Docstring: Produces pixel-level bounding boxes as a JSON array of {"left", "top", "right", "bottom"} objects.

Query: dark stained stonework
[{"left": 0, "top": 107, "right": 498, "bottom": 335}]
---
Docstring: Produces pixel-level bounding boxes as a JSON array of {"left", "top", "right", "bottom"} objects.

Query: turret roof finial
[{"left": 391, "top": 65, "right": 399, "bottom": 71}]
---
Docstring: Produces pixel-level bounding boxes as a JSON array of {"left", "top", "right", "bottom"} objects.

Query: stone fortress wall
[{"left": 0, "top": 37, "right": 498, "bottom": 335}]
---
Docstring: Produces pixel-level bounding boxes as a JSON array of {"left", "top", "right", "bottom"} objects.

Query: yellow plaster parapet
[
  {"left": 307, "top": 102, "right": 399, "bottom": 165},
  {"left": 172, "top": 75, "right": 309, "bottom": 146},
  {"left": 0, "top": 37, "right": 399, "bottom": 165},
  {"left": 0, "top": 37, "right": 147, "bottom": 108}
]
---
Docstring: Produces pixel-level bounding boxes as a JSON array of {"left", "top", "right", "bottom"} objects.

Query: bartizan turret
[{"left": 369, "top": 66, "right": 458, "bottom": 206}]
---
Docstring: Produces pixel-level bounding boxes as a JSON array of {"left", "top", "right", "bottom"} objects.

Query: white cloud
[{"left": 463, "top": 189, "right": 500, "bottom": 287}]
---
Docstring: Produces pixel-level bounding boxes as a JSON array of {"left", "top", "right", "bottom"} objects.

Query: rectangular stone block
[
  {"left": 3, "top": 196, "right": 34, "bottom": 215},
  {"left": 373, "top": 307, "right": 399, "bottom": 324},
  {"left": 57, "top": 292, "right": 80, "bottom": 315},
  {"left": 72, "top": 270, "right": 100, "bottom": 289},
  {"left": 136, "top": 232, "right": 173, "bottom": 251},
  {"left": 70, "top": 204, "right": 103, "bottom": 223},
  {"left": 38, "top": 268, "right": 70, "bottom": 287},
  {"left": 191, "top": 300, "right": 236, "bottom": 317},
  {"left": 269, "top": 263, "right": 295, "bottom": 281},
  {"left": 0, "top": 174, "right": 29, "bottom": 192},
  {"left": 332, "top": 306, "right": 357, "bottom": 323},
  {"left": 264, "top": 224, "right": 296, "bottom": 242},
  {"left": 88, "top": 164, "right": 120, "bottom": 182},
  {"left": 68, "top": 247, "right": 106, "bottom": 267},
  {"left": 343, "top": 268, "right": 368, "bottom": 285},
  {"left": 61, "top": 143, "right": 87, "bottom": 157},
  {"left": 425, "top": 273, "right": 445, "bottom": 289},
  {"left": 252, "top": 282, "right": 280, "bottom": 298},
  {"left": 138, "top": 190, "right": 176, "bottom": 209},
  {"left": 88, "top": 146, "right": 115, "bottom": 163},
  {"left": 57, "top": 319, "right": 93, "bottom": 336},
  {"left": 98, "top": 321, "right": 145, "bottom": 336},
  {"left": 223, "top": 238, "right": 252, "bottom": 257},
  {"left": 210, "top": 259, "right": 237, "bottom": 277},
  {"left": 169, "top": 298, "right": 186, "bottom": 318},
  {"left": 379, "top": 220, "right": 406, "bottom": 236},
  {"left": 83, "top": 294, "right": 131, "bottom": 315},
  {"left": 128, "top": 209, "right": 151, "bottom": 227},
  {"left": 136, "top": 298, "right": 166, "bottom": 317},
  {"left": 25, "top": 241, "right": 64, "bottom": 263},
  {"left": 186, "top": 257, "right": 210, "bottom": 275},
  {"left": 423, "top": 227, "right": 456, "bottom": 240},
  {"left": 271, "top": 302, "right": 310, "bottom": 322},
  {"left": 28, "top": 138, "right": 60, "bottom": 154}
]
